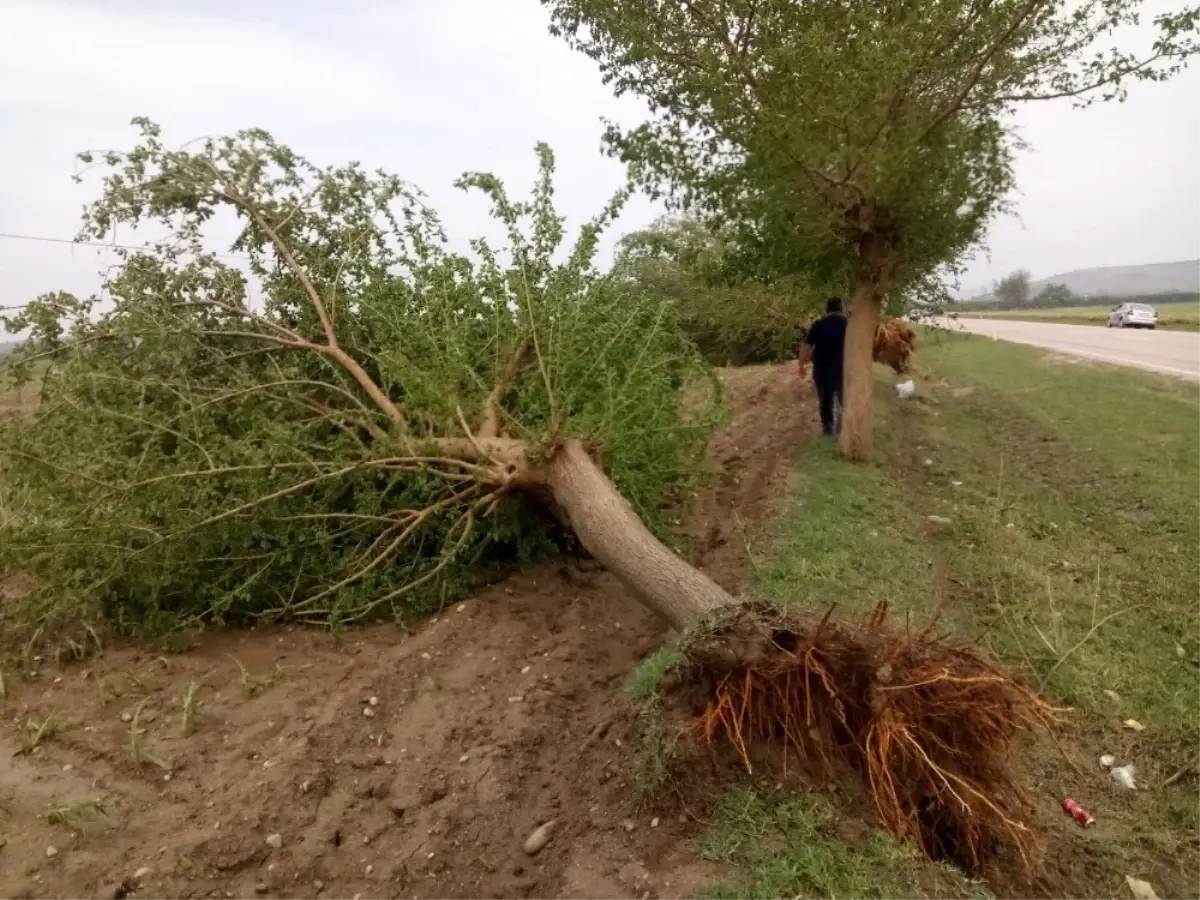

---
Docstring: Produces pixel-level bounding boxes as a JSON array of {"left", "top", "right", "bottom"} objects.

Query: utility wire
[{"left": 0, "top": 230, "right": 250, "bottom": 261}]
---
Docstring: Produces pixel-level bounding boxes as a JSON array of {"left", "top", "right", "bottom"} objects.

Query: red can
[{"left": 1063, "top": 798, "right": 1094, "bottom": 827}]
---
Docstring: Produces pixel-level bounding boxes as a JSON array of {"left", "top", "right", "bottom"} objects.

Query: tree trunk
[
  {"left": 542, "top": 439, "right": 737, "bottom": 630},
  {"left": 838, "top": 282, "right": 881, "bottom": 461}
]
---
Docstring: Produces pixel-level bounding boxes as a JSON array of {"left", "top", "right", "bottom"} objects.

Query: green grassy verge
[
  {"left": 695, "top": 788, "right": 987, "bottom": 900},
  {"left": 697, "top": 332, "right": 1199, "bottom": 898},
  {"left": 956, "top": 300, "right": 1200, "bottom": 331}
]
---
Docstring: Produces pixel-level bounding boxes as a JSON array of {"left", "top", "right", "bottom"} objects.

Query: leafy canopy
[
  {"left": 545, "top": 0, "right": 1199, "bottom": 302},
  {"left": 994, "top": 269, "right": 1033, "bottom": 307},
  {"left": 613, "top": 216, "right": 820, "bottom": 365},
  {"left": 0, "top": 119, "right": 718, "bottom": 638}
]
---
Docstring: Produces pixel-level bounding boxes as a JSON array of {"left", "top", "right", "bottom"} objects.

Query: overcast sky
[{"left": 2, "top": 0, "right": 1197, "bottom": 311}]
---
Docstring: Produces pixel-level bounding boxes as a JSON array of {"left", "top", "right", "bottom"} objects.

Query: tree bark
[
  {"left": 838, "top": 281, "right": 881, "bottom": 461},
  {"left": 542, "top": 439, "right": 737, "bottom": 630}
]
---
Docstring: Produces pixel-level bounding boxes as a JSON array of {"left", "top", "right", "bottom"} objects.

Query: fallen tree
[
  {"left": 0, "top": 121, "right": 728, "bottom": 633},
  {"left": 1, "top": 122, "right": 1055, "bottom": 877}
]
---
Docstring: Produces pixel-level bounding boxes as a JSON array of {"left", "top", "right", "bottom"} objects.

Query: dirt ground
[{"left": 1, "top": 363, "right": 815, "bottom": 900}]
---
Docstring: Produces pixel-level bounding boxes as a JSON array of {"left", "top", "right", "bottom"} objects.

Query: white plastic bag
[{"left": 895, "top": 379, "right": 915, "bottom": 399}]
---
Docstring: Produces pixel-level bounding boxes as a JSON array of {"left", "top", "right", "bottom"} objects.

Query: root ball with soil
[{"left": 681, "top": 602, "right": 1064, "bottom": 877}]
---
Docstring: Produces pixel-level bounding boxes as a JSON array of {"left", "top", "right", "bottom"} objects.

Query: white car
[{"left": 1107, "top": 302, "right": 1158, "bottom": 329}]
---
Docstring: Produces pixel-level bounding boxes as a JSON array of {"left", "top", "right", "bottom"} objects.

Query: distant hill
[{"left": 1030, "top": 260, "right": 1199, "bottom": 298}]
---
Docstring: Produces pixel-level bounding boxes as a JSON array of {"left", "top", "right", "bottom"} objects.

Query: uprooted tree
[
  {"left": 0, "top": 119, "right": 729, "bottom": 635},
  {"left": 543, "top": 0, "right": 1200, "bottom": 458},
  {"left": 1, "top": 122, "right": 1059, "bottom": 875}
]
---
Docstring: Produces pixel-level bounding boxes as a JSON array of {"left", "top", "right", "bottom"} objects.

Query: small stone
[
  {"left": 923, "top": 458, "right": 933, "bottom": 466},
  {"left": 120, "top": 712, "right": 133, "bottom": 723},
  {"left": 508, "top": 695, "right": 524, "bottom": 703},
  {"left": 265, "top": 833, "right": 283, "bottom": 850},
  {"left": 1123, "top": 719, "right": 1146, "bottom": 732},
  {"left": 368, "top": 696, "right": 379, "bottom": 706},
  {"left": 365, "top": 864, "right": 374, "bottom": 875},
  {"left": 520, "top": 665, "right": 531, "bottom": 675},
  {"left": 314, "top": 880, "right": 324, "bottom": 892},
  {"left": 254, "top": 882, "right": 268, "bottom": 894},
  {"left": 951, "top": 480, "right": 963, "bottom": 487},
  {"left": 926, "top": 515, "right": 952, "bottom": 527},
  {"left": 362, "top": 707, "right": 375, "bottom": 718},
  {"left": 650, "top": 817, "right": 660, "bottom": 828},
  {"left": 622, "top": 820, "right": 636, "bottom": 833},
  {"left": 46, "top": 845, "right": 59, "bottom": 858},
  {"left": 523, "top": 821, "right": 555, "bottom": 855},
  {"left": 1176, "top": 645, "right": 1186, "bottom": 659},
  {"left": 459, "top": 754, "right": 469, "bottom": 763},
  {"left": 62, "top": 763, "right": 72, "bottom": 772},
  {"left": 420, "top": 652, "right": 432, "bottom": 661},
  {"left": 102, "top": 880, "right": 129, "bottom": 899},
  {"left": 134, "top": 866, "right": 152, "bottom": 878}
]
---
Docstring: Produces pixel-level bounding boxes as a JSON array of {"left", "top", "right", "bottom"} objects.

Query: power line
[{"left": 0, "top": 230, "right": 250, "bottom": 261}]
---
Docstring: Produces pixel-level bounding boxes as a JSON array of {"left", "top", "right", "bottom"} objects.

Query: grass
[
  {"left": 180, "top": 679, "right": 203, "bottom": 736},
  {"left": 956, "top": 300, "right": 1200, "bottom": 331},
  {"left": 695, "top": 788, "right": 987, "bottom": 900},
  {"left": 699, "top": 332, "right": 1199, "bottom": 897},
  {"left": 46, "top": 797, "right": 110, "bottom": 830},
  {"left": 24, "top": 714, "right": 59, "bottom": 752},
  {"left": 228, "top": 655, "right": 283, "bottom": 698},
  {"left": 129, "top": 698, "right": 172, "bottom": 772}
]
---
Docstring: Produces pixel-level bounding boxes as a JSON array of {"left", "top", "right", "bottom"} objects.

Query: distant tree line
[{"left": 950, "top": 275, "right": 1199, "bottom": 312}]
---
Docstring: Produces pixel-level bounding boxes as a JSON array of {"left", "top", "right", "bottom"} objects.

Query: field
[
  {"left": 956, "top": 300, "right": 1200, "bottom": 331},
  {"left": 2, "top": 336, "right": 1198, "bottom": 899}
]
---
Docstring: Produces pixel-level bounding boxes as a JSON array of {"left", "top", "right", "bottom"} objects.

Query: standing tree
[
  {"left": 1033, "top": 282, "right": 1077, "bottom": 307},
  {"left": 543, "top": 0, "right": 1199, "bottom": 458},
  {"left": 994, "top": 269, "right": 1033, "bottom": 307}
]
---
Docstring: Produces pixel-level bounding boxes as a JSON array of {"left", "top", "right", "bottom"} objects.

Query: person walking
[{"left": 798, "top": 296, "right": 847, "bottom": 436}]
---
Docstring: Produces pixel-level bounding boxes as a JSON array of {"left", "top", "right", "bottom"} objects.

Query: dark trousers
[{"left": 814, "top": 373, "right": 843, "bottom": 436}]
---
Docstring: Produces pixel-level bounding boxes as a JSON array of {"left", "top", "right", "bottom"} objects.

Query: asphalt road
[{"left": 936, "top": 317, "right": 1200, "bottom": 380}]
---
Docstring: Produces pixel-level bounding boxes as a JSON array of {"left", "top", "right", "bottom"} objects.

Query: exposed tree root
[{"left": 683, "top": 602, "right": 1065, "bottom": 878}]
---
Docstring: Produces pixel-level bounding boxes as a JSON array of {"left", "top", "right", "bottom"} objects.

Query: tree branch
[
  {"left": 478, "top": 337, "right": 529, "bottom": 438},
  {"left": 919, "top": 0, "right": 1043, "bottom": 142},
  {"left": 981, "top": 51, "right": 1171, "bottom": 105},
  {"left": 275, "top": 481, "right": 489, "bottom": 616},
  {"left": 210, "top": 185, "right": 409, "bottom": 431}
]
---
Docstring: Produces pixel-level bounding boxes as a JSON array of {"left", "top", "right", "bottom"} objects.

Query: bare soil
[{"left": 0, "top": 363, "right": 814, "bottom": 900}]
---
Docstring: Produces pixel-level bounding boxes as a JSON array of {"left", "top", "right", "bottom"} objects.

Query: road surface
[{"left": 935, "top": 317, "right": 1200, "bottom": 380}]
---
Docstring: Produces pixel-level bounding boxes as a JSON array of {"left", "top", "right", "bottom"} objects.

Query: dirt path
[{"left": 0, "top": 364, "right": 815, "bottom": 900}]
